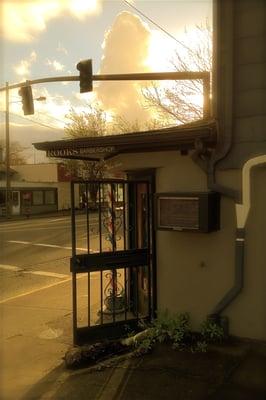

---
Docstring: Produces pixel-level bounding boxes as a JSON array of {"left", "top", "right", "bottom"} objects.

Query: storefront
[{"left": 0, "top": 184, "right": 58, "bottom": 216}]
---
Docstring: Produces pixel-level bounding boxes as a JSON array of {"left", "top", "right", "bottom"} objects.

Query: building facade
[{"left": 0, "top": 163, "right": 75, "bottom": 216}]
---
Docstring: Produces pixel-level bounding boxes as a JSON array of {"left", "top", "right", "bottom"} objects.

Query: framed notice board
[{"left": 155, "top": 192, "right": 220, "bottom": 233}]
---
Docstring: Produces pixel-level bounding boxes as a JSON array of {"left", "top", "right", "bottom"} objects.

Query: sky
[{"left": 0, "top": 0, "right": 212, "bottom": 163}]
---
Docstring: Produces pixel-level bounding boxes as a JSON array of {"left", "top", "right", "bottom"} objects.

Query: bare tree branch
[{"left": 142, "top": 23, "right": 212, "bottom": 125}]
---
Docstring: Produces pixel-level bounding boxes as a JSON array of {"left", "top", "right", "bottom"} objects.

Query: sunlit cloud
[
  {"left": 31, "top": 88, "right": 71, "bottom": 129},
  {"left": 1, "top": 0, "right": 102, "bottom": 42},
  {"left": 1, "top": 2, "right": 60, "bottom": 42},
  {"left": 46, "top": 59, "right": 65, "bottom": 72},
  {"left": 96, "top": 11, "right": 152, "bottom": 122},
  {"left": 74, "top": 91, "right": 96, "bottom": 103},
  {"left": 68, "top": 0, "right": 99, "bottom": 19},
  {"left": 13, "top": 51, "right": 37, "bottom": 78},
  {"left": 0, "top": 87, "right": 70, "bottom": 130},
  {"left": 145, "top": 30, "right": 177, "bottom": 71}
]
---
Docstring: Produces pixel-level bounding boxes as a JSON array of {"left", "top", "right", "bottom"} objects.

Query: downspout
[
  {"left": 211, "top": 155, "right": 266, "bottom": 317},
  {"left": 191, "top": 0, "right": 241, "bottom": 327},
  {"left": 192, "top": 2, "right": 266, "bottom": 330}
]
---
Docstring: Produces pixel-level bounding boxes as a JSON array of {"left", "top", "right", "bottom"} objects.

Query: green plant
[
  {"left": 135, "top": 310, "right": 191, "bottom": 353},
  {"left": 195, "top": 340, "right": 208, "bottom": 353},
  {"left": 134, "top": 312, "right": 225, "bottom": 356},
  {"left": 200, "top": 319, "right": 224, "bottom": 343}
]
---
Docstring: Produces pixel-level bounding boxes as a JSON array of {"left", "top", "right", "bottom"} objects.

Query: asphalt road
[{"left": 0, "top": 214, "right": 95, "bottom": 302}]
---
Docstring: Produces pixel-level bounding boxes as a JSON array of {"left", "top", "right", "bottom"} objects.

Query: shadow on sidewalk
[{"left": 21, "top": 341, "right": 266, "bottom": 400}]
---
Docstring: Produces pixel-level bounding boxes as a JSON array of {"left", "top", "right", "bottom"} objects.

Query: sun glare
[
  {"left": 69, "top": 0, "right": 99, "bottom": 17},
  {"left": 145, "top": 30, "right": 178, "bottom": 72}
]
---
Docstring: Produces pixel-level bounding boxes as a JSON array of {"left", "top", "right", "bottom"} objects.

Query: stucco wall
[{"left": 116, "top": 151, "right": 266, "bottom": 340}]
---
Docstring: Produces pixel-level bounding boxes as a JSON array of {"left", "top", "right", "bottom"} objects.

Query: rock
[{"left": 121, "top": 329, "right": 150, "bottom": 347}]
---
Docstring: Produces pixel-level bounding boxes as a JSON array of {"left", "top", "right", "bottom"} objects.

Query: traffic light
[
  {"left": 18, "top": 85, "right": 34, "bottom": 115},
  {"left": 76, "top": 59, "right": 93, "bottom": 93}
]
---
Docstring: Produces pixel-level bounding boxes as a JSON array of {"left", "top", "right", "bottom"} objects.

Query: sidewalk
[
  {"left": 1, "top": 272, "right": 266, "bottom": 400},
  {"left": 21, "top": 338, "right": 266, "bottom": 400}
]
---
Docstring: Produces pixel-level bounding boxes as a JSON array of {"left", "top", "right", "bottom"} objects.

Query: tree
[
  {"left": 63, "top": 105, "right": 111, "bottom": 207},
  {"left": 65, "top": 105, "right": 110, "bottom": 138},
  {"left": 0, "top": 139, "right": 28, "bottom": 165},
  {"left": 63, "top": 104, "right": 164, "bottom": 206},
  {"left": 142, "top": 23, "right": 212, "bottom": 125}
]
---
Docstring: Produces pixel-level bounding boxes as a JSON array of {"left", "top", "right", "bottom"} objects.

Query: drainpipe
[{"left": 211, "top": 155, "right": 266, "bottom": 320}]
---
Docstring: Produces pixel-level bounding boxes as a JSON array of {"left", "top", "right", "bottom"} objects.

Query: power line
[
  {"left": 0, "top": 110, "right": 63, "bottom": 131},
  {"left": 34, "top": 110, "right": 69, "bottom": 126},
  {"left": 122, "top": 0, "right": 193, "bottom": 54}
]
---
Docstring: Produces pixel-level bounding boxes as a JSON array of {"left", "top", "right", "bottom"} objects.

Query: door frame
[{"left": 126, "top": 169, "right": 157, "bottom": 319}]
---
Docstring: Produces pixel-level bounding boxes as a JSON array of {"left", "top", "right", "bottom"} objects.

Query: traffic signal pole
[
  {"left": 0, "top": 71, "right": 211, "bottom": 117},
  {"left": 0, "top": 70, "right": 210, "bottom": 218}
]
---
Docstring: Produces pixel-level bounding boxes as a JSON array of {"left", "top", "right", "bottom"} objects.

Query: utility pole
[{"left": 5, "top": 82, "right": 11, "bottom": 219}]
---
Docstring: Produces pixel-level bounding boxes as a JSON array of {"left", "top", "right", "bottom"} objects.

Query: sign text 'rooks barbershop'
[{"left": 46, "top": 146, "right": 115, "bottom": 158}]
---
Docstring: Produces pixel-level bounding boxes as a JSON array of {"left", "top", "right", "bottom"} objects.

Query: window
[
  {"left": 33, "top": 191, "right": 43, "bottom": 205},
  {"left": 45, "top": 190, "right": 56, "bottom": 205},
  {"left": 22, "top": 191, "right": 32, "bottom": 205},
  {"left": 12, "top": 191, "right": 19, "bottom": 206},
  {"left": 0, "top": 190, "right": 5, "bottom": 206}
]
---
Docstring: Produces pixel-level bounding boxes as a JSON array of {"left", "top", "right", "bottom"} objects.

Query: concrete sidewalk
[
  {"left": 21, "top": 339, "right": 266, "bottom": 400},
  {"left": 1, "top": 277, "right": 266, "bottom": 400},
  {"left": 0, "top": 278, "right": 73, "bottom": 400}
]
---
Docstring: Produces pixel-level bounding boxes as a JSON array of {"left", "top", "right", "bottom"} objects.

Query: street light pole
[{"left": 5, "top": 82, "right": 11, "bottom": 219}]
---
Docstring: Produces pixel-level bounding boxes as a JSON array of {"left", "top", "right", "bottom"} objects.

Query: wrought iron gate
[{"left": 70, "top": 179, "right": 155, "bottom": 345}]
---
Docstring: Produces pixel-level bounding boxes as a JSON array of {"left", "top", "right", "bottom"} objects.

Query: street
[
  {"left": 0, "top": 214, "right": 95, "bottom": 399},
  {"left": 0, "top": 214, "right": 105, "bottom": 301}
]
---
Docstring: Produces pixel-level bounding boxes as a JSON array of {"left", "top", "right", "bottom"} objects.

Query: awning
[{"left": 33, "top": 119, "right": 217, "bottom": 161}]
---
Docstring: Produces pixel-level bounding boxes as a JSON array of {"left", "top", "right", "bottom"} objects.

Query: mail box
[{"left": 155, "top": 192, "right": 220, "bottom": 233}]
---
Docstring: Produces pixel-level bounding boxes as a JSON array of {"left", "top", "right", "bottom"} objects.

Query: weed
[
  {"left": 200, "top": 319, "right": 224, "bottom": 343},
  {"left": 134, "top": 310, "right": 225, "bottom": 355}
]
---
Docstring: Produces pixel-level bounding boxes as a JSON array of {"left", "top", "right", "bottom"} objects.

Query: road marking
[
  {"left": 47, "top": 218, "right": 68, "bottom": 223},
  {"left": 23, "top": 270, "right": 69, "bottom": 278},
  {"left": 0, "top": 269, "right": 97, "bottom": 304},
  {"left": 8, "top": 240, "right": 29, "bottom": 245},
  {"left": 0, "top": 277, "right": 72, "bottom": 304},
  {"left": 0, "top": 264, "right": 22, "bottom": 272},
  {"left": 7, "top": 240, "right": 88, "bottom": 252},
  {"left": 0, "top": 273, "right": 90, "bottom": 305},
  {"left": 0, "top": 264, "right": 69, "bottom": 278}
]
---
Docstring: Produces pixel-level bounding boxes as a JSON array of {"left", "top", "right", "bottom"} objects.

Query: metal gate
[{"left": 70, "top": 179, "right": 155, "bottom": 345}]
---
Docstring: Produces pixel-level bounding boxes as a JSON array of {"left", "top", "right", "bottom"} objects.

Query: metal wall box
[{"left": 155, "top": 192, "right": 220, "bottom": 233}]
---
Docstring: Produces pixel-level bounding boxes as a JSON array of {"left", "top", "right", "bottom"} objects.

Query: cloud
[
  {"left": 46, "top": 59, "right": 65, "bottom": 72},
  {"left": 0, "top": 85, "right": 71, "bottom": 130},
  {"left": 96, "top": 11, "right": 152, "bottom": 123},
  {"left": 1, "top": 0, "right": 102, "bottom": 42},
  {"left": 13, "top": 51, "right": 37, "bottom": 78}
]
